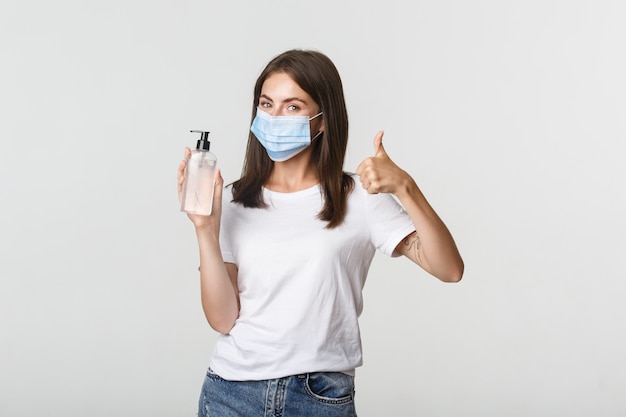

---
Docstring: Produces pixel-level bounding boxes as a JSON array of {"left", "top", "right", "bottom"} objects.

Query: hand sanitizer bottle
[{"left": 181, "top": 130, "right": 217, "bottom": 215}]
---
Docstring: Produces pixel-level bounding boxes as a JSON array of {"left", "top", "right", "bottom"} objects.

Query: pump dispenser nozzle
[{"left": 190, "top": 130, "right": 211, "bottom": 151}]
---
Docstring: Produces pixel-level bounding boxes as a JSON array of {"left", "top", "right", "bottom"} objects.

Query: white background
[{"left": 1, "top": 1, "right": 625, "bottom": 416}]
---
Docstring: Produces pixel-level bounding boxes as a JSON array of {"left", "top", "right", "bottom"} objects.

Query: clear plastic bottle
[{"left": 180, "top": 130, "right": 217, "bottom": 215}]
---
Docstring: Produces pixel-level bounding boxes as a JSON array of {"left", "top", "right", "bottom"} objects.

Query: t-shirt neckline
[{"left": 262, "top": 183, "right": 320, "bottom": 199}]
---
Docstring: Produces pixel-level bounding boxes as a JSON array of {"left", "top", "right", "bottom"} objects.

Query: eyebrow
[{"left": 259, "top": 94, "right": 308, "bottom": 105}]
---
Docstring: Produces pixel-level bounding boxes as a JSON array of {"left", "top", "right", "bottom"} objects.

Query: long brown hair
[{"left": 231, "top": 49, "right": 354, "bottom": 228}]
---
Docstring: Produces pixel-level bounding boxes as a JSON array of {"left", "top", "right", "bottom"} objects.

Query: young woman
[{"left": 178, "top": 49, "right": 464, "bottom": 417}]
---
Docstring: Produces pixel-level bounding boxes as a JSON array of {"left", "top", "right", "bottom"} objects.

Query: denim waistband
[{"left": 199, "top": 368, "right": 358, "bottom": 417}]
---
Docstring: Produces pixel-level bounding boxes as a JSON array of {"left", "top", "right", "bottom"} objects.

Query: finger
[
  {"left": 373, "top": 131, "right": 386, "bottom": 157},
  {"left": 177, "top": 164, "right": 185, "bottom": 195},
  {"left": 355, "top": 159, "right": 364, "bottom": 176},
  {"left": 178, "top": 147, "right": 192, "bottom": 192},
  {"left": 214, "top": 168, "right": 224, "bottom": 189},
  {"left": 179, "top": 147, "right": 191, "bottom": 175}
]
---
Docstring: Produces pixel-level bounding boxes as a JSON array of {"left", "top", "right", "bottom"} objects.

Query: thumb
[
  {"left": 213, "top": 169, "right": 224, "bottom": 207},
  {"left": 373, "top": 131, "right": 386, "bottom": 157}
]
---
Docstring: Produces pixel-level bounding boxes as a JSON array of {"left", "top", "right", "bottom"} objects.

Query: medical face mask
[{"left": 250, "top": 109, "right": 323, "bottom": 162}]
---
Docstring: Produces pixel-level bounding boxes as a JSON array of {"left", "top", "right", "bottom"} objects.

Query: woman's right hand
[{"left": 177, "top": 147, "right": 224, "bottom": 232}]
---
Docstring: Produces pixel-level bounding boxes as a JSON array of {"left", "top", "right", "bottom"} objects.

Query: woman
[{"left": 178, "top": 49, "right": 464, "bottom": 417}]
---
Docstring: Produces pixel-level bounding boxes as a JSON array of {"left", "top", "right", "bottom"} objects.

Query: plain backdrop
[{"left": 1, "top": 1, "right": 625, "bottom": 416}]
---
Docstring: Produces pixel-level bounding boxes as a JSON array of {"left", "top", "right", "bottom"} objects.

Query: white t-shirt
[{"left": 209, "top": 174, "right": 415, "bottom": 381}]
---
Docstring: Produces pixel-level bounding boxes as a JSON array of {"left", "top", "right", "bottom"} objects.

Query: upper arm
[
  {"left": 394, "top": 231, "right": 432, "bottom": 273},
  {"left": 225, "top": 262, "right": 240, "bottom": 310}
]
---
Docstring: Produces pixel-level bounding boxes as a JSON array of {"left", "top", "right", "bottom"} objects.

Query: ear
[{"left": 318, "top": 116, "right": 325, "bottom": 133}]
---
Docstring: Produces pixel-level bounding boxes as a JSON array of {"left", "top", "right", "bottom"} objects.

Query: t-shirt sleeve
[{"left": 364, "top": 191, "right": 416, "bottom": 257}]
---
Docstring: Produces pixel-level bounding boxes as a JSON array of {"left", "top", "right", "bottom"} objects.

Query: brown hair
[{"left": 231, "top": 49, "right": 354, "bottom": 228}]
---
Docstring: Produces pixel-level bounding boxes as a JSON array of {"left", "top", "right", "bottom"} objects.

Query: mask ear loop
[
  {"left": 311, "top": 130, "right": 323, "bottom": 141},
  {"left": 309, "top": 111, "right": 323, "bottom": 121},
  {"left": 310, "top": 111, "right": 323, "bottom": 142}
]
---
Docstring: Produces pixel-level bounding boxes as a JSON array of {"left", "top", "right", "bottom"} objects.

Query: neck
[{"left": 265, "top": 149, "right": 318, "bottom": 192}]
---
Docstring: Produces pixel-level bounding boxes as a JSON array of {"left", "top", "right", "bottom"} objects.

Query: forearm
[
  {"left": 395, "top": 176, "right": 464, "bottom": 282},
  {"left": 196, "top": 227, "right": 240, "bottom": 333}
]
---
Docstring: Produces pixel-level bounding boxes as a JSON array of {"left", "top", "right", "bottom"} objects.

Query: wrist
[
  {"left": 394, "top": 172, "right": 417, "bottom": 200},
  {"left": 195, "top": 223, "right": 220, "bottom": 241}
]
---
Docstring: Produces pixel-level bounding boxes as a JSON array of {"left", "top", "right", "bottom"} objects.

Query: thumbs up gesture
[{"left": 356, "top": 131, "right": 409, "bottom": 195}]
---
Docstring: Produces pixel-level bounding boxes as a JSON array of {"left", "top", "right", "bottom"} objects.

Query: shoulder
[
  {"left": 221, "top": 184, "right": 240, "bottom": 215},
  {"left": 345, "top": 172, "right": 396, "bottom": 206},
  {"left": 223, "top": 183, "right": 235, "bottom": 200}
]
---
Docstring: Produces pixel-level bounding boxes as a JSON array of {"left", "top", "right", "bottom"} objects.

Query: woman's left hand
[{"left": 356, "top": 131, "right": 410, "bottom": 196}]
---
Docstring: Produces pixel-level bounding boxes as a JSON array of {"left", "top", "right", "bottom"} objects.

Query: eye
[
  {"left": 287, "top": 104, "right": 300, "bottom": 112},
  {"left": 260, "top": 101, "right": 272, "bottom": 109}
]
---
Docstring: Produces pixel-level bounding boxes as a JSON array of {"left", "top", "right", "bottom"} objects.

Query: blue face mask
[{"left": 250, "top": 109, "right": 323, "bottom": 162}]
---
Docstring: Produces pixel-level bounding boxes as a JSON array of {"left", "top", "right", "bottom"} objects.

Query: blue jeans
[{"left": 198, "top": 368, "right": 358, "bottom": 417}]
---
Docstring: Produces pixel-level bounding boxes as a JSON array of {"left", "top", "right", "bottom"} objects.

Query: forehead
[{"left": 261, "top": 72, "right": 313, "bottom": 103}]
